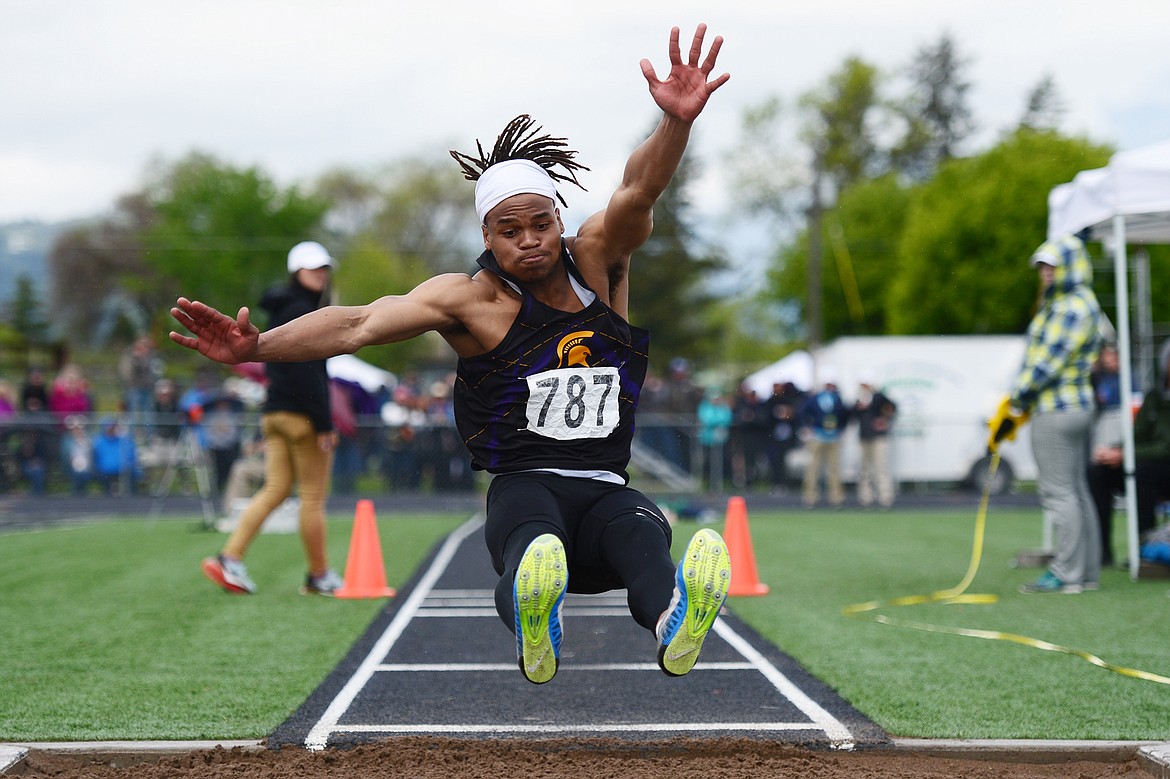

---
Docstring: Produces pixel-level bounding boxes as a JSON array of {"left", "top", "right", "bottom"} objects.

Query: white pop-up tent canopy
[
  {"left": 326, "top": 353, "right": 397, "bottom": 395},
  {"left": 1047, "top": 137, "right": 1170, "bottom": 579},
  {"left": 742, "top": 349, "right": 815, "bottom": 398},
  {"left": 1048, "top": 138, "right": 1170, "bottom": 244}
]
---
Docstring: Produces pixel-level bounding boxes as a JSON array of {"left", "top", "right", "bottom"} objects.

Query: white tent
[
  {"left": 742, "top": 349, "right": 815, "bottom": 398},
  {"left": 1048, "top": 138, "right": 1170, "bottom": 244},
  {"left": 1047, "top": 137, "right": 1170, "bottom": 580},
  {"left": 326, "top": 353, "right": 397, "bottom": 394}
]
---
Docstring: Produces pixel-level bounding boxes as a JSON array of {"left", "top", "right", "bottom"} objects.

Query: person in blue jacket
[{"left": 799, "top": 370, "right": 849, "bottom": 508}]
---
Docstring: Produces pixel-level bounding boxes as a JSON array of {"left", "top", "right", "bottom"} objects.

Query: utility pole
[{"left": 806, "top": 148, "right": 826, "bottom": 355}]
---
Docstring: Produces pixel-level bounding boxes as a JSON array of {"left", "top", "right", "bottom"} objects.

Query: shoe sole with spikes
[
  {"left": 657, "top": 528, "right": 731, "bottom": 677},
  {"left": 514, "top": 534, "right": 568, "bottom": 684}
]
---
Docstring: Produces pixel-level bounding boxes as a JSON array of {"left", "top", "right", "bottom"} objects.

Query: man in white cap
[
  {"left": 171, "top": 24, "right": 732, "bottom": 686},
  {"left": 197, "top": 240, "right": 343, "bottom": 598}
]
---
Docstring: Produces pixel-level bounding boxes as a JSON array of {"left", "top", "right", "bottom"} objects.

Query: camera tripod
[{"left": 149, "top": 423, "right": 216, "bottom": 530}]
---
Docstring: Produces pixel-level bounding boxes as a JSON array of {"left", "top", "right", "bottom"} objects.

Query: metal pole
[
  {"left": 1134, "top": 249, "right": 1154, "bottom": 393},
  {"left": 807, "top": 166, "right": 824, "bottom": 355},
  {"left": 1112, "top": 216, "right": 1140, "bottom": 581}
]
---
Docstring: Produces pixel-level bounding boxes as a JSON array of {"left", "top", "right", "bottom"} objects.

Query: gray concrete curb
[
  {"left": 0, "top": 747, "right": 26, "bottom": 775},
  {"left": 1140, "top": 744, "right": 1170, "bottom": 779}
]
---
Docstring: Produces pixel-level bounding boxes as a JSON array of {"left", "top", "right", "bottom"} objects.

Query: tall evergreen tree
[
  {"left": 893, "top": 33, "right": 975, "bottom": 180},
  {"left": 628, "top": 146, "right": 726, "bottom": 367},
  {"left": 5, "top": 273, "right": 52, "bottom": 344},
  {"left": 1018, "top": 74, "right": 1065, "bottom": 132}
]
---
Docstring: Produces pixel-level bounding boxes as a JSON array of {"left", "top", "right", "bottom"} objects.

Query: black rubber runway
[{"left": 269, "top": 518, "right": 890, "bottom": 751}]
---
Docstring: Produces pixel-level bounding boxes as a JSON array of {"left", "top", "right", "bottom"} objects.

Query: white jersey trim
[{"left": 497, "top": 468, "right": 626, "bottom": 485}]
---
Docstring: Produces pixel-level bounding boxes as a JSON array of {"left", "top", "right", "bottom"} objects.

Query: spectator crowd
[
  {"left": 5, "top": 338, "right": 1170, "bottom": 561},
  {"left": 0, "top": 345, "right": 478, "bottom": 508}
]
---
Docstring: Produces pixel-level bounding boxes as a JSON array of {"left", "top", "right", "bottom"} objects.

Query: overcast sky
[{"left": 3, "top": 0, "right": 1169, "bottom": 230}]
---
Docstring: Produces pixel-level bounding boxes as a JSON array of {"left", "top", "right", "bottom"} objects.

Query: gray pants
[{"left": 1030, "top": 408, "right": 1100, "bottom": 585}]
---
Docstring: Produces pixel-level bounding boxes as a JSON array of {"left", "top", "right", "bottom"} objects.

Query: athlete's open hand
[
  {"left": 640, "top": 24, "right": 729, "bottom": 123},
  {"left": 169, "top": 297, "right": 260, "bottom": 365}
]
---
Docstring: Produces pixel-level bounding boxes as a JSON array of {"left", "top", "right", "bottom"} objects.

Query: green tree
[
  {"left": 47, "top": 198, "right": 156, "bottom": 347},
  {"left": 704, "top": 293, "right": 799, "bottom": 375},
  {"left": 313, "top": 167, "right": 381, "bottom": 238},
  {"left": 139, "top": 152, "right": 329, "bottom": 310},
  {"left": 331, "top": 234, "right": 451, "bottom": 374},
  {"left": 1018, "top": 74, "right": 1065, "bottom": 132},
  {"left": 629, "top": 149, "right": 727, "bottom": 366},
  {"left": 887, "top": 129, "right": 1112, "bottom": 334},
  {"left": 4, "top": 273, "right": 52, "bottom": 344},
  {"left": 892, "top": 32, "right": 975, "bottom": 180},
  {"left": 800, "top": 56, "right": 885, "bottom": 190},
  {"left": 319, "top": 159, "right": 483, "bottom": 375},
  {"left": 724, "top": 96, "right": 804, "bottom": 228},
  {"left": 768, "top": 174, "right": 911, "bottom": 338},
  {"left": 363, "top": 158, "right": 482, "bottom": 275},
  {"left": 797, "top": 56, "right": 888, "bottom": 348}
]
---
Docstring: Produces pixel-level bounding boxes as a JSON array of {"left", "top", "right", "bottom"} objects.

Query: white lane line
[
  {"left": 306, "top": 520, "right": 856, "bottom": 750},
  {"left": 423, "top": 590, "right": 628, "bottom": 607},
  {"left": 373, "top": 662, "right": 757, "bottom": 672},
  {"left": 712, "top": 619, "right": 856, "bottom": 750},
  {"left": 334, "top": 723, "right": 834, "bottom": 735},
  {"left": 415, "top": 590, "right": 632, "bottom": 618},
  {"left": 415, "top": 607, "right": 631, "bottom": 618},
  {"left": 303, "top": 517, "right": 483, "bottom": 750}
]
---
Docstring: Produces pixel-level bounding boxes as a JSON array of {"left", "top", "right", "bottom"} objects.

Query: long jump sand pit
[{"left": 12, "top": 737, "right": 1154, "bottom": 779}]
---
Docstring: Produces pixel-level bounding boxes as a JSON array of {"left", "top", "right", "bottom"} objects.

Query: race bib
[{"left": 524, "top": 367, "right": 621, "bottom": 440}]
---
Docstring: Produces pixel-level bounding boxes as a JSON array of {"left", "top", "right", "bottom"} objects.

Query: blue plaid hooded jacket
[{"left": 1009, "top": 234, "right": 1104, "bottom": 414}]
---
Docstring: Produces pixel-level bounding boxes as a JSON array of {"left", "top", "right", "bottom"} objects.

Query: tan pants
[
  {"left": 858, "top": 436, "right": 895, "bottom": 507},
  {"left": 223, "top": 412, "right": 334, "bottom": 574},
  {"left": 802, "top": 438, "right": 843, "bottom": 507},
  {"left": 220, "top": 453, "right": 265, "bottom": 516}
]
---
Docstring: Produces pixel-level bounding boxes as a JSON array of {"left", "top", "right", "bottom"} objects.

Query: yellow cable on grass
[
  {"left": 844, "top": 453, "right": 1001, "bottom": 616},
  {"left": 843, "top": 451, "right": 1170, "bottom": 685},
  {"left": 868, "top": 614, "right": 1170, "bottom": 685}
]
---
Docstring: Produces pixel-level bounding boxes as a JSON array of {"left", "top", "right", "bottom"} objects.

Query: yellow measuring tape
[{"left": 843, "top": 451, "right": 1170, "bottom": 685}]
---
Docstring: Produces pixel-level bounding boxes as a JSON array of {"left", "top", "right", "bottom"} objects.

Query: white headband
[{"left": 474, "top": 159, "right": 557, "bottom": 223}]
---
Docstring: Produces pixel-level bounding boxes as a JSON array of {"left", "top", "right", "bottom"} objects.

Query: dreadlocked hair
[{"left": 449, "top": 114, "right": 589, "bottom": 207}]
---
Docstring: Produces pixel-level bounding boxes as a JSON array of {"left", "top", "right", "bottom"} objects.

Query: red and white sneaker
[{"left": 201, "top": 555, "right": 256, "bottom": 594}]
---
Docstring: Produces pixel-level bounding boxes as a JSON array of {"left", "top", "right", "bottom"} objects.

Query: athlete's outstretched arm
[
  {"left": 588, "top": 24, "right": 729, "bottom": 255},
  {"left": 170, "top": 274, "right": 475, "bottom": 364}
]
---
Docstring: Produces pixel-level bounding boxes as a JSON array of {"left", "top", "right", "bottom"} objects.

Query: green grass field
[
  {"left": 1, "top": 503, "right": 1167, "bottom": 743},
  {"left": 729, "top": 506, "right": 1169, "bottom": 740}
]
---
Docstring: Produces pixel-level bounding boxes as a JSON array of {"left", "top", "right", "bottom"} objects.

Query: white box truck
[{"left": 757, "top": 335, "right": 1039, "bottom": 493}]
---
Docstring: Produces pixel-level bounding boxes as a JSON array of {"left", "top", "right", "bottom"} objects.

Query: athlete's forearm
[
  {"left": 254, "top": 305, "right": 369, "bottom": 362},
  {"left": 620, "top": 114, "right": 693, "bottom": 208}
]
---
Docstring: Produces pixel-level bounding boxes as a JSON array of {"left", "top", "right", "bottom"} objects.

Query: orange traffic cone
[
  {"left": 335, "top": 499, "right": 397, "bottom": 599},
  {"left": 724, "top": 496, "right": 769, "bottom": 596}
]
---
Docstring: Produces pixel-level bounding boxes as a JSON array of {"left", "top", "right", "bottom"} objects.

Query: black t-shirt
[{"left": 258, "top": 280, "right": 333, "bottom": 433}]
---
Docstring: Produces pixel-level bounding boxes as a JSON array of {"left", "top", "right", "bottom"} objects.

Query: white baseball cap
[{"left": 287, "top": 241, "right": 336, "bottom": 273}]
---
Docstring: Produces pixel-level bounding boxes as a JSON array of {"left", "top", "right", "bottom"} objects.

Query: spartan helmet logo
[{"left": 556, "top": 330, "right": 595, "bottom": 368}]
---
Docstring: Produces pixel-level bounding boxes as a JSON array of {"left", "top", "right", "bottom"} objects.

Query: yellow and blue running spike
[
  {"left": 514, "top": 534, "right": 568, "bottom": 685},
  {"left": 657, "top": 528, "right": 731, "bottom": 677}
]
